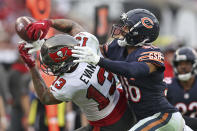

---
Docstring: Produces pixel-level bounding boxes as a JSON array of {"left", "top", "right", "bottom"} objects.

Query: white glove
[
  {"left": 24, "top": 39, "right": 45, "bottom": 54},
  {"left": 72, "top": 46, "right": 100, "bottom": 65}
]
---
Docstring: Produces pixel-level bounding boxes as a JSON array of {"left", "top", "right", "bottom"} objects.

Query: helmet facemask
[
  {"left": 111, "top": 21, "right": 147, "bottom": 47},
  {"left": 111, "top": 22, "right": 128, "bottom": 40},
  {"left": 174, "top": 61, "right": 195, "bottom": 81},
  {"left": 111, "top": 13, "right": 135, "bottom": 46}
]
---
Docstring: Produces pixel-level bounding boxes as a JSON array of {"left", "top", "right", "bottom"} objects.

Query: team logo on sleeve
[{"left": 141, "top": 17, "right": 154, "bottom": 29}]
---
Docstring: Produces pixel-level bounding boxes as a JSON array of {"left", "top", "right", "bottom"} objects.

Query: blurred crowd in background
[{"left": 0, "top": 0, "right": 197, "bottom": 131}]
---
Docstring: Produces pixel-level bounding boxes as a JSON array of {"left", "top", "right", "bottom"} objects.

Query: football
[{"left": 15, "top": 16, "right": 40, "bottom": 42}]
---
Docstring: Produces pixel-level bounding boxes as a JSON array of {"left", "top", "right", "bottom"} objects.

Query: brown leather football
[{"left": 15, "top": 16, "right": 40, "bottom": 42}]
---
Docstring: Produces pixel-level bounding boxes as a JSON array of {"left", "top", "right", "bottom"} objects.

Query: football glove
[
  {"left": 72, "top": 46, "right": 100, "bottom": 65},
  {"left": 18, "top": 41, "right": 35, "bottom": 68},
  {"left": 24, "top": 39, "right": 45, "bottom": 54},
  {"left": 26, "top": 19, "right": 52, "bottom": 40}
]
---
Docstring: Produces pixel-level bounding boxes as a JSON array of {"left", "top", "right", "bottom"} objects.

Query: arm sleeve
[
  {"left": 98, "top": 58, "right": 150, "bottom": 78},
  {"left": 102, "top": 39, "right": 118, "bottom": 58}
]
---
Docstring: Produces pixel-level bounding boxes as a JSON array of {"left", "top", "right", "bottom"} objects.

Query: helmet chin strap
[
  {"left": 118, "top": 38, "right": 150, "bottom": 47},
  {"left": 178, "top": 72, "right": 192, "bottom": 81},
  {"left": 135, "top": 39, "right": 150, "bottom": 46},
  {"left": 117, "top": 39, "right": 129, "bottom": 47}
]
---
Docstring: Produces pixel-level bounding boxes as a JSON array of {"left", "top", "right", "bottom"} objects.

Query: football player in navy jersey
[
  {"left": 25, "top": 8, "right": 193, "bottom": 131},
  {"left": 167, "top": 47, "right": 197, "bottom": 130},
  {"left": 71, "top": 9, "right": 192, "bottom": 131}
]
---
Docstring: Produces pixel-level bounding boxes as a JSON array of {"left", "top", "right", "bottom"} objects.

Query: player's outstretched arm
[
  {"left": 72, "top": 46, "right": 156, "bottom": 78},
  {"left": 30, "top": 67, "right": 61, "bottom": 105},
  {"left": 18, "top": 42, "right": 61, "bottom": 105},
  {"left": 26, "top": 18, "right": 86, "bottom": 40},
  {"left": 51, "top": 19, "right": 86, "bottom": 36}
]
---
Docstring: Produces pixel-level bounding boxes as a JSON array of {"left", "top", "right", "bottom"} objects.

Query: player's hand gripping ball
[{"left": 15, "top": 16, "right": 41, "bottom": 42}]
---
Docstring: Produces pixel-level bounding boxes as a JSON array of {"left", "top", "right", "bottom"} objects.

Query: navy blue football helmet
[
  {"left": 111, "top": 8, "right": 160, "bottom": 46},
  {"left": 173, "top": 47, "right": 197, "bottom": 66},
  {"left": 173, "top": 47, "right": 197, "bottom": 81}
]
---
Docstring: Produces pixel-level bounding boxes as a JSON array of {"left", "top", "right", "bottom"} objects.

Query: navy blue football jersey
[
  {"left": 167, "top": 76, "right": 197, "bottom": 118},
  {"left": 102, "top": 39, "right": 177, "bottom": 121}
]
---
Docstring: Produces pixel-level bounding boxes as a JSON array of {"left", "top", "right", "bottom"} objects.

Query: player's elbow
[
  {"left": 39, "top": 92, "right": 54, "bottom": 105},
  {"left": 40, "top": 96, "right": 52, "bottom": 105},
  {"left": 40, "top": 92, "right": 61, "bottom": 105}
]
